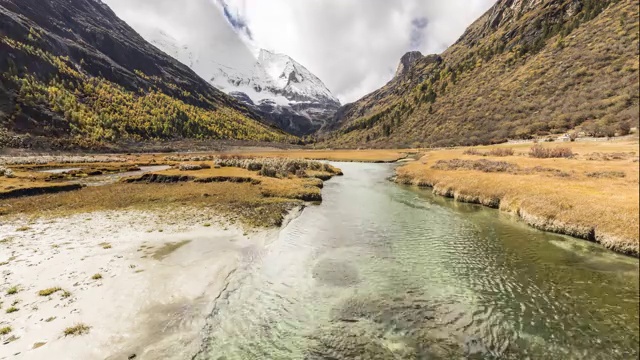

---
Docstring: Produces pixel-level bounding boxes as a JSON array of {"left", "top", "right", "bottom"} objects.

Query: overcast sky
[{"left": 104, "top": 0, "right": 495, "bottom": 103}]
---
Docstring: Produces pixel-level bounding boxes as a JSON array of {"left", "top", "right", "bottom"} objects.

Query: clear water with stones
[{"left": 194, "top": 162, "right": 639, "bottom": 360}]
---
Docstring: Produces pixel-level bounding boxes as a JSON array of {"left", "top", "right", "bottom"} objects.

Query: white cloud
[
  {"left": 220, "top": 0, "right": 495, "bottom": 103},
  {"left": 104, "top": 0, "right": 495, "bottom": 103}
]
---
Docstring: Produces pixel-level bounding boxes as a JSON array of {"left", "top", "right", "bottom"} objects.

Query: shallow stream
[{"left": 196, "top": 162, "right": 639, "bottom": 359}]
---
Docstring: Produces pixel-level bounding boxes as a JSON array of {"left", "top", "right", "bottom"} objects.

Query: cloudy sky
[{"left": 104, "top": 0, "right": 495, "bottom": 103}]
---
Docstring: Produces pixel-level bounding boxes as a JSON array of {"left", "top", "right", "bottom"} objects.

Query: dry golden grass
[
  {"left": 152, "top": 166, "right": 256, "bottom": 179},
  {"left": 0, "top": 171, "right": 61, "bottom": 193},
  {"left": 0, "top": 181, "right": 292, "bottom": 227},
  {"left": 38, "top": 287, "right": 62, "bottom": 296},
  {"left": 155, "top": 166, "right": 325, "bottom": 202},
  {"left": 63, "top": 323, "right": 90, "bottom": 337},
  {"left": 396, "top": 140, "right": 639, "bottom": 256},
  {"left": 220, "top": 149, "right": 411, "bottom": 162},
  {"left": 326, "top": 0, "right": 639, "bottom": 148},
  {"left": 0, "top": 159, "right": 342, "bottom": 228}
]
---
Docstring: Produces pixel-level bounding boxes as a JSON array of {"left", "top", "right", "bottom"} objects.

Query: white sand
[{"left": 0, "top": 210, "right": 282, "bottom": 359}]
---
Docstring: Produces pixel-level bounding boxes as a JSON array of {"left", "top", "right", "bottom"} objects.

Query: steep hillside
[
  {"left": 325, "top": 0, "right": 639, "bottom": 148},
  {"left": 0, "top": 0, "right": 293, "bottom": 150},
  {"left": 106, "top": 0, "right": 340, "bottom": 137}
]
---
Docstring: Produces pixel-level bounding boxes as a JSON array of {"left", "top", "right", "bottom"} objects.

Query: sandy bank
[{"left": 0, "top": 209, "right": 287, "bottom": 359}]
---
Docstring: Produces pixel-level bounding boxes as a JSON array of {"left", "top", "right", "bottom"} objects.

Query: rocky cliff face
[
  {"left": 325, "top": 0, "right": 638, "bottom": 148},
  {"left": 395, "top": 51, "right": 424, "bottom": 77},
  {"left": 0, "top": 0, "right": 289, "bottom": 149}
]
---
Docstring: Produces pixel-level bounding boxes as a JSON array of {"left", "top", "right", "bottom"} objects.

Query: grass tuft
[
  {"left": 63, "top": 323, "right": 90, "bottom": 337},
  {"left": 529, "top": 144, "right": 574, "bottom": 158},
  {"left": 38, "top": 287, "right": 62, "bottom": 296}
]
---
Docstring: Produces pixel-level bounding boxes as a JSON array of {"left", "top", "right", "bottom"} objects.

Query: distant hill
[
  {"left": 0, "top": 0, "right": 292, "bottom": 150},
  {"left": 324, "top": 0, "right": 639, "bottom": 148}
]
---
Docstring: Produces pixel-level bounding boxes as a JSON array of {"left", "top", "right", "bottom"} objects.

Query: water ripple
[{"left": 196, "top": 162, "right": 639, "bottom": 360}]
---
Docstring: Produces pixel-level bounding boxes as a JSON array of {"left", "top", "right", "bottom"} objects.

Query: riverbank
[
  {"left": 0, "top": 157, "right": 342, "bottom": 225},
  {"left": 0, "top": 209, "right": 289, "bottom": 359},
  {"left": 395, "top": 139, "right": 640, "bottom": 256},
  {"left": 0, "top": 155, "right": 341, "bottom": 357}
]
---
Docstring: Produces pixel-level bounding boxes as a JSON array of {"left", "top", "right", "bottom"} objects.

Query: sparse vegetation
[
  {"left": 38, "top": 287, "right": 62, "bottom": 296},
  {"left": 432, "top": 159, "right": 518, "bottom": 173},
  {"left": 91, "top": 273, "right": 102, "bottom": 280},
  {"left": 206, "top": 156, "right": 342, "bottom": 179},
  {"left": 63, "top": 323, "right": 91, "bottom": 337},
  {"left": 178, "top": 163, "right": 212, "bottom": 171},
  {"left": 488, "top": 148, "right": 515, "bottom": 157},
  {"left": 529, "top": 144, "right": 574, "bottom": 159},
  {"left": 586, "top": 171, "right": 626, "bottom": 178},
  {"left": 6, "top": 286, "right": 19, "bottom": 295},
  {"left": 6, "top": 307, "right": 19, "bottom": 314},
  {"left": 1, "top": 156, "right": 342, "bottom": 228},
  {"left": 463, "top": 148, "right": 515, "bottom": 157},
  {"left": 0, "top": 326, "right": 12, "bottom": 335},
  {"left": 152, "top": 241, "right": 191, "bottom": 260},
  {"left": 164, "top": 149, "right": 410, "bottom": 163}
]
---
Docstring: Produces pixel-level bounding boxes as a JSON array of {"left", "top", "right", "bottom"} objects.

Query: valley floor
[
  {"left": 0, "top": 153, "right": 351, "bottom": 358},
  {"left": 395, "top": 138, "right": 640, "bottom": 256},
  {"left": 1, "top": 144, "right": 638, "bottom": 358}
]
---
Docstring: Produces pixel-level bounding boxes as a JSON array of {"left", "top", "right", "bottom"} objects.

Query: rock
[{"left": 395, "top": 51, "right": 424, "bottom": 77}]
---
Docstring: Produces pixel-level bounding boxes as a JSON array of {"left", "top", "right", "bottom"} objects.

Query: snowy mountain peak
[
  {"left": 106, "top": 0, "right": 340, "bottom": 136},
  {"left": 258, "top": 49, "right": 339, "bottom": 105}
]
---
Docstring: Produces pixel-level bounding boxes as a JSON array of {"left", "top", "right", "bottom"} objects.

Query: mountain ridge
[
  {"left": 324, "top": 0, "right": 639, "bottom": 148},
  {"left": 122, "top": 3, "right": 340, "bottom": 137},
  {"left": 0, "top": 0, "right": 292, "bottom": 150}
]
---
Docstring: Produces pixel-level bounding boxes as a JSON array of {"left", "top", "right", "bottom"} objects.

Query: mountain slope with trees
[
  {"left": 0, "top": 0, "right": 293, "bottom": 150},
  {"left": 324, "top": 0, "right": 639, "bottom": 148}
]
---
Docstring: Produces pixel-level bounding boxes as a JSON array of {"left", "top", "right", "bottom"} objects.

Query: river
[{"left": 194, "top": 162, "right": 639, "bottom": 359}]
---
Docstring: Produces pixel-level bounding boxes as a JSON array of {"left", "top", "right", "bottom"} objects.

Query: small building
[{"left": 557, "top": 134, "right": 571, "bottom": 142}]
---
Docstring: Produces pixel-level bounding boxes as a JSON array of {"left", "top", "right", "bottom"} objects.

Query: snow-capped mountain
[
  {"left": 257, "top": 49, "right": 338, "bottom": 105},
  {"left": 119, "top": 6, "right": 340, "bottom": 136}
]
